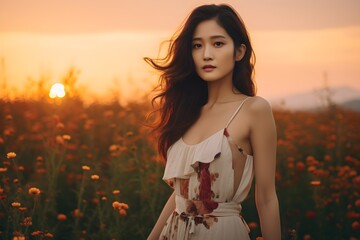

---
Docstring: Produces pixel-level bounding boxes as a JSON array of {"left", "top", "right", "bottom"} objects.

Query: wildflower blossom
[
  {"left": 310, "top": 180, "right": 321, "bottom": 186},
  {"left": 0, "top": 167, "right": 8, "bottom": 172},
  {"left": 28, "top": 187, "right": 41, "bottom": 195},
  {"left": 22, "top": 217, "right": 32, "bottom": 226},
  {"left": 112, "top": 189, "right": 120, "bottom": 195},
  {"left": 247, "top": 222, "right": 258, "bottom": 230},
  {"left": 57, "top": 214, "right": 67, "bottom": 221},
  {"left": 73, "top": 208, "right": 83, "bottom": 218},
  {"left": 119, "top": 209, "right": 127, "bottom": 216},
  {"left": 82, "top": 165, "right": 90, "bottom": 171},
  {"left": 62, "top": 134, "right": 71, "bottom": 141},
  {"left": 12, "top": 236, "right": 25, "bottom": 240},
  {"left": 7, "top": 152, "right": 16, "bottom": 159},
  {"left": 91, "top": 174, "right": 100, "bottom": 180},
  {"left": 11, "top": 202, "right": 21, "bottom": 207},
  {"left": 44, "top": 232, "right": 54, "bottom": 238},
  {"left": 352, "top": 221, "right": 360, "bottom": 230},
  {"left": 31, "top": 231, "right": 42, "bottom": 236}
]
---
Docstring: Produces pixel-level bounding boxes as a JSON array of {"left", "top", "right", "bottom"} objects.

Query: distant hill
[
  {"left": 270, "top": 86, "right": 360, "bottom": 111},
  {"left": 341, "top": 99, "right": 360, "bottom": 112}
]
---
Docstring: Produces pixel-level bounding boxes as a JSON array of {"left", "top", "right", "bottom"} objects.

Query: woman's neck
[{"left": 206, "top": 78, "right": 242, "bottom": 106}]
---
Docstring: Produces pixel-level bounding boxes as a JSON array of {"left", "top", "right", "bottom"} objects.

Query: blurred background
[{"left": 1, "top": 0, "right": 359, "bottom": 107}]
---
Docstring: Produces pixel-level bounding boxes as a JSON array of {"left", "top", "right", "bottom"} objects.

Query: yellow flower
[
  {"left": 82, "top": 165, "right": 90, "bottom": 171},
  {"left": 11, "top": 202, "right": 21, "bottom": 207},
  {"left": 28, "top": 187, "right": 41, "bottom": 195},
  {"left": 91, "top": 174, "right": 100, "bottom": 180},
  {"left": 7, "top": 152, "right": 16, "bottom": 159}
]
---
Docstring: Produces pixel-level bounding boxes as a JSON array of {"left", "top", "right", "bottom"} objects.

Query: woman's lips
[{"left": 202, "top": 65, "right": 216, "bottom": 72}]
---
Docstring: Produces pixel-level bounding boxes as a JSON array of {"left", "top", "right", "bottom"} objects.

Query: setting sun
[{"left": 49, "top": 83, "right": 66, "bottom": 99}]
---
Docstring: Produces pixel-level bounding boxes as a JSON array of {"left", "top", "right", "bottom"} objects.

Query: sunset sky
[{"left": 1, "top": 0, "right": 360, "bottom": 102}]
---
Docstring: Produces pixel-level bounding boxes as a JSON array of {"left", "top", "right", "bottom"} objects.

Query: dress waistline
[{"left": 172, "top": 195, "right": 250, "bottom": 236}]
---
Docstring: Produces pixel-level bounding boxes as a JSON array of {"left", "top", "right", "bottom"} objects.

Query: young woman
[{"left": 145, "top": 4, "right": 280, "bottom": 240}]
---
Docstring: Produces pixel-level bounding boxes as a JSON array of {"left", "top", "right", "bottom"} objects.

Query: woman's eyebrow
[{"left": 192, "top": 35, "right": 226, "bottom": 41}]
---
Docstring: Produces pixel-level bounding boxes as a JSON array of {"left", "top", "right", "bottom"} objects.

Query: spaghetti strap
[{"left": 225, "top": 97, "right": 250, "bottom": 128}]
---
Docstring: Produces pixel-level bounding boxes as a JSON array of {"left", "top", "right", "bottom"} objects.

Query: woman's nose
[{"left": 203, "top": 45, "right": 213, "bottom": 61}]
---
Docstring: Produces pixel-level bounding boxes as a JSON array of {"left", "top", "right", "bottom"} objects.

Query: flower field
[{"left": 0, "top": 96, "right": 359, "bottom": 240}]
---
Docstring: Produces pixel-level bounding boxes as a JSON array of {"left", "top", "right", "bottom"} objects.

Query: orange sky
[{"left": 0, "top": 0, "right": 360, "bottom": 102}]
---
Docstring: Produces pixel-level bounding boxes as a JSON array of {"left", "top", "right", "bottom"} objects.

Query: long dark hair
[{"left": 144, "top": 4, "right": 256, "bottom": 159}]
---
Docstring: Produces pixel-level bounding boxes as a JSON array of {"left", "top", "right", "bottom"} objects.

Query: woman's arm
[
  {"left": 250, "top": 97, "right": 281, "bottom": 240},
  {"left": 147, "top": 191, "right": 176, "bottom": 240}
]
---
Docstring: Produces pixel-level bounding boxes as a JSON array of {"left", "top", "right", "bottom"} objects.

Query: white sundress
[{"left": 160, "top": 97, "right": 254, "bottom": 240}]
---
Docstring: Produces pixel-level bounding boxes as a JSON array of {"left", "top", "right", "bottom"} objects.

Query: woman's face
[{"left": 192, "top": 19, "right": 244, "bottom": 83}]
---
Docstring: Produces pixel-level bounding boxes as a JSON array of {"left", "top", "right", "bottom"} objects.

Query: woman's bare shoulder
[{"left": 245, "top": 96, "right": 272, "bottom": 114}]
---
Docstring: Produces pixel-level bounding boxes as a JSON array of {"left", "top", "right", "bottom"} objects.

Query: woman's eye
[
  {"left": 192, "top": 43, "right": 202, "bottom": 49},
  {"left": 214, "top": 42, "right": 224, "bottom": 47}
]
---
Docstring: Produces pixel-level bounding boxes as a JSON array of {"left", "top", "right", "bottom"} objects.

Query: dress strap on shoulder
[{"left": 225, "top": 97, "right": 250, "bottom": 128}]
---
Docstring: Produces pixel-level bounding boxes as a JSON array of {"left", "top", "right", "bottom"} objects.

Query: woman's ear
[{"left": 235, "top": 44, "right": 246, "bottom": 61}]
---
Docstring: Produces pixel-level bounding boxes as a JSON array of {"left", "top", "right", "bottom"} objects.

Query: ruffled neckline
[{"left": 163, "top": 129, "right": 226, "bottom": 180}]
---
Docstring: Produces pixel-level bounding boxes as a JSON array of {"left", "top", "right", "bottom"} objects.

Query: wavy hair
[{"left": 144, "top": 4, "right": 256, "bottom": 159}]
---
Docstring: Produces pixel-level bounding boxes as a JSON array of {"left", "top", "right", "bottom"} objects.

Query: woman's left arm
[{"left": 249, "top": 97, "right": 281, "bottom": 240}]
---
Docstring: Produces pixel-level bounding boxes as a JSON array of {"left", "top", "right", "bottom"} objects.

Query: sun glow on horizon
[{"left": 49, "top": 83, "right": 66, "bottom": 99}]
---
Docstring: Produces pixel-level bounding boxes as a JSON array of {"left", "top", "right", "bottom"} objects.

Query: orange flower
[
  {"left": 296, "top": 162, "right": 305, "bottom": 171},
  {"left": 247, "top": 221, "right": 258, "bottom": 229},
  {"left": 56, "top": 122, "right": 64, "bottom": 129},
  {"left": 0, "top": 167, "right": 8, "bottom": 172},
  {"left": 12, "top": 236, "right": 25, "bottom": 240},
  {"left": 310, "top": 180, "right": 321, "bottom": 186},
  {"left": 352, "top": 221, "right": 360, "bottom": 230},
  {"left": 22, "top": 217, "right": 32, "bottom": 226},
  {"left": 82, "top": 165, "right": 90, "bottom": 171},
  {"left": 112, "top": 201, "right": 121, "bottom": 210},
  {"left": 112, "top": 189, "right": 120, "bottom": 195},
  {"left": 31, "top": 231, "right": 42, "bottom": 236},
  {"left": 91, "top": 174, "right": 100, "bottom": 180},
  {"left": 7, "top": 152, "right": 16, "bottom": 159},
  {"left": 57, "top": 214, "right": 67, "bottom": 221},
  {"left": 73, "top": 208, "right": 83, "bottom": 218},
  {"left": 28, "top": 187, "right": 41, "bottom": 195},
  {"left": 18, "top": 166, "right": 25, "bottom": 171},
  {"left": 62, "top": 134, "right": 71, "bottom": 141},
  {"left": 303, "top": 234, "right": 311, "bottom": 240},
  {"left": 119, "top": 209, "right": 127, "bottom": 216},
  {"left": 11, "top": 202, "right": 21, "bottom": 207},
  {"left": 44, "top": 233, "right": 54, "bottom": 238},
  {"left": 355, "top": 199, "right": 360, "bottom": 208}
]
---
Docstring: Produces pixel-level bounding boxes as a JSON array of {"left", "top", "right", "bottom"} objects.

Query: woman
[{"left": 145, "top": 4, "right": 280, "bottom": 240}]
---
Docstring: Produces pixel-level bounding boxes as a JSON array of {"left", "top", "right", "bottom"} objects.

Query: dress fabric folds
[{"left": 160, "top": 98, "right": 254, "bottom": 240}]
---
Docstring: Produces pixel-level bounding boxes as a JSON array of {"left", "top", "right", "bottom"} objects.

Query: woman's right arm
[{"left": 147, "top": 191, "right": 176, "bottom": 240}]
